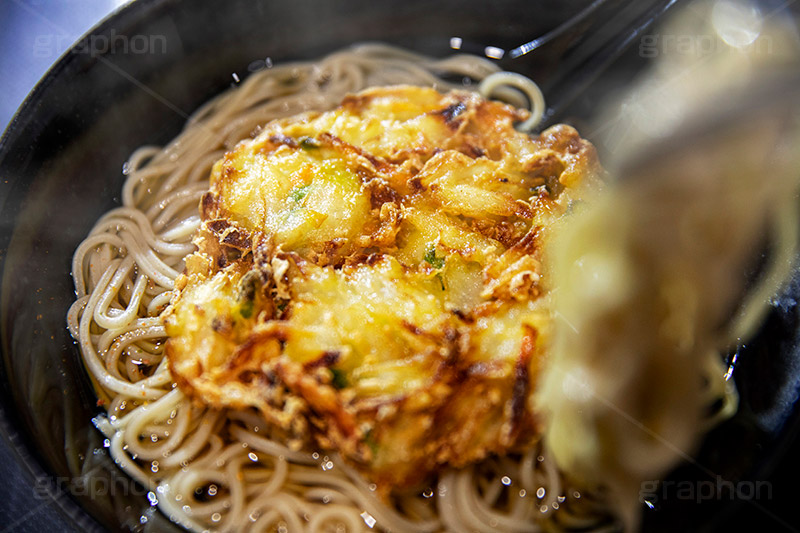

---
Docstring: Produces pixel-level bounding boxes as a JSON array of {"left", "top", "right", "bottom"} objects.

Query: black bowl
[{"left": 1, "top": 0, "right": 798, "bottom": 530}]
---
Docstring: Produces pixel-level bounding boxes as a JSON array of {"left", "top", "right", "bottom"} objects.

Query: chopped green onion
[
  {"left": 423, "top": 247, "right": 445, "bottom": 269},
  {"left": 364, "top": 429, "right": 379, "bottom": 455},
  {"left": 330, "top": 368, "right": 348, "bottom": 389},
  {"left": 299, "top": 137, "right": 320, "bottom": 150},
  {"left": 289, "top": 184, "right": 311, "bottom": 202},
  {"left": 239, "top": 300, "right": 254, "bottom": 319}
]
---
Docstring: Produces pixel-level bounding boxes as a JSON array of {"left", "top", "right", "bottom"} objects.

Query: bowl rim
[{"left": 0, "top": 0, "right": 165, "bottom": 529}]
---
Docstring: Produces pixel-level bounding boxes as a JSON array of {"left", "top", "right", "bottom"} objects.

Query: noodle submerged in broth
[{"left": 69, "top": 44, "right": 615, "bottom": 532}]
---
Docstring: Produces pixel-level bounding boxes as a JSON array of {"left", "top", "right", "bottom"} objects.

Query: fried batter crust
[{"left": 163, "top": 85, "right": 601, "bottom": 490}]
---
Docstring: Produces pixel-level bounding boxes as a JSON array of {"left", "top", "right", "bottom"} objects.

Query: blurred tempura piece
[{"left": 536, "top": 0, "right": 800, "bottom": 528}]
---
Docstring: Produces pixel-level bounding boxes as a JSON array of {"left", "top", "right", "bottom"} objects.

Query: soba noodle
[{"left": 68, "top": 44, "right": 611, "bottom": 532}]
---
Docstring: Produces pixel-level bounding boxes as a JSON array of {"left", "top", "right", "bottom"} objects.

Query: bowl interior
[{"left": 0, "top": 0, "right": 797, "bottom": 530}]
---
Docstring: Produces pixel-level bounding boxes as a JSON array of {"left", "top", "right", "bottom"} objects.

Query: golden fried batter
[{"left": 163, "top": 85, "right": 601, "bottom": 490}]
